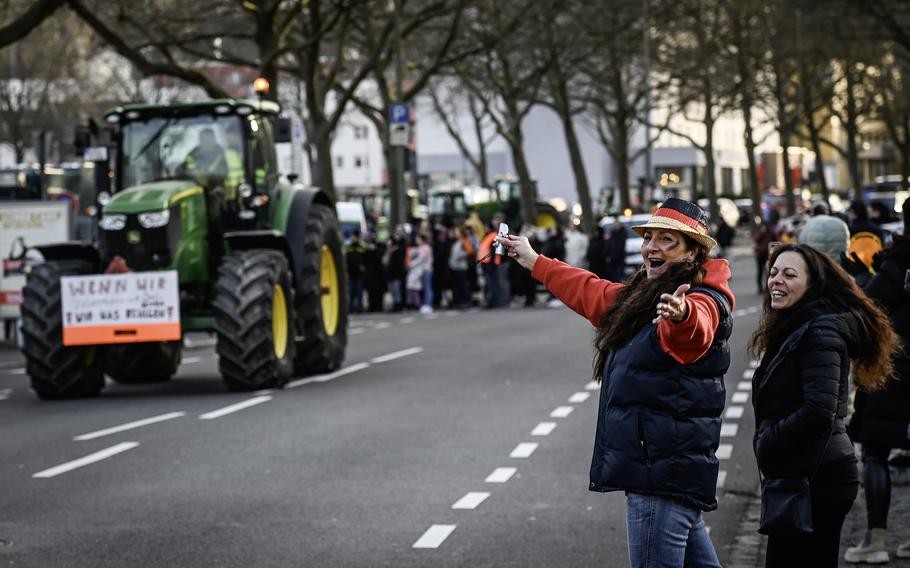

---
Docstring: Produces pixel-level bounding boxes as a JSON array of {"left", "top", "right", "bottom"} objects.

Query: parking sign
[{"left": 389, "top": 103, "right": 410, "bottom": 124}]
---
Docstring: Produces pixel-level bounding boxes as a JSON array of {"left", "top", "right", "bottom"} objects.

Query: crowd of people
[{"left": 342, "top": 215, "right": 630, "bottom": 314}]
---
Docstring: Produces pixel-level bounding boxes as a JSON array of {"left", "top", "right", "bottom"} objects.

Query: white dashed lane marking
[
  {"left": 720, "top": 423, "right": 738, "bottom": 437},
  {"left": 717, "top": 471, "right": 727, "bottom": 488},
  {"left": 74, "top": 412, "right": 186, "bottom": 441},
  {"left": 413, "top": 524, "right": 456, "bottom": 548},
  {"left": 0, "top": 388, "right": 11, "bottom": 400},
  {"left": 716, "top": 444, "right": 733, "bottom": 460},
  {"left": 742, "top": 369, "right": 755, "bottom": 379},
  {"left": 568, "top": 392, "right": 590, "bottom": 403},
  {"left": 550, "top": 406, "right": 574, "bottom": 418},
  {"left": 400, "top": 317, "right": 416, "bottom": 324},
  {"left": 531, "top": 422, "right": 557, "bottom": 436},
  {"left": 373, "top": 322, "right": 391, "bottom": 330},
  {"left": 181, "top": 356, "right": 203, "bottom": 364},
  {"left": 286, "top": 362, "right": 370, "bottom": 388},
  {"left": 725, "top": 406, "right": 744, "bottom": 419},
  {"left": 370, "top": 347, "right": 423, "bottom": 364},
  {"left": 731, "top": 392, "right": 749, "bottom": 404},
  {"left": 349, "top": 328, "right": 366, "bottom": 335},
  {"left": 485, "top": 467, "right": 517, "bottom": 483},
  {"left": 451, "top": 492, "right": 489, "bottom": 510},
  {"left": 199, "top": 396, "right": 272, "bottom": 420},
  {"left": 750, "top": 359, "right": 760, "bottom": 368},
  {"left": 584, "top": 381, "right": 600, "bottom": 391},
  {"left": 33, "top": 442, "right": 140, "bottom": 479},
  {"left": 737, "top": 381, "right": 752, "bottom": 391},
  {"left": 509, "top": 443, "right": 538, "bottom": 458},
  {"left": 8, "top": 368, "right": 25, "bottom": 375}
]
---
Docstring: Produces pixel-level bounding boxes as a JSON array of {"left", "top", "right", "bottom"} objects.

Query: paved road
[{"left": 0, "top": 254, "right": 765, "bottom": 567}]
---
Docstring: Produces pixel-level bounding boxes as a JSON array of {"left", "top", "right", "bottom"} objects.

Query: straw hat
[{"left": 632, "top": 198, "right": 717, "bottom": 251}]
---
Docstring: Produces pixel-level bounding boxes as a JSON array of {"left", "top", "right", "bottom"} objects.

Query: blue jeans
[
  {"left": 349, "top": 276, "right": 363, "bottom": 313},
  {"left": 421, "top": 271, "right": 433, "bottom": 307},
  {"left": 626, "top": 493, "right": 721, "bottom": 568}
]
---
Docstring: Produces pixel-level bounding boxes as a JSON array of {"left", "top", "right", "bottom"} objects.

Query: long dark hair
[
  {"left": 592, "top": 235, "right": 709, "bottom": 380},
  {"left": 747, "top": 243, "right": 898, "bottom": 390}
]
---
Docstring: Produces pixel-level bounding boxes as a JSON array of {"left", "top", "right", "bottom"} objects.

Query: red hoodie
[{"left": 531, "top": 257, "right": 736, "bottom": 364}]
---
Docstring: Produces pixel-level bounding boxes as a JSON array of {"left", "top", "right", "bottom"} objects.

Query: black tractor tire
[
  {"left": 213, "top": 250, "right": 295, "bottom": 391},
  {"left": 293, "top": 203, "right": 348, "bottom": 375},
  {"left": 20, "top": 260, "right": 105, "bottom": 399},
  {"left": 105, "top": 342, "right": 181, "bottom": 384}
]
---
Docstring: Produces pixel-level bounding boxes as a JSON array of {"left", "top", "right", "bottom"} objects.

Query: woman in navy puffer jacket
[{"left": 500, "top": 199, "right": 735, "bottom": 568}]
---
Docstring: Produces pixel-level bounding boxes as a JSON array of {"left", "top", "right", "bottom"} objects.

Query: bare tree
[{"left": 427, "top": 77, "right": 494, "bottom": 188}]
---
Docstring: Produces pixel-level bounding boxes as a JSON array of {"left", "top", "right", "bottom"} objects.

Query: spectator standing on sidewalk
[
  {"left": 753, "top": 216, "right": 780, "bottom": 294},
  {"left": 344, "top": 230, "right": 367, "bottom": 314},
  {"left": 748, "top": 243, "right": 899, "bottom": 567},
  {"left": 844, "top": 205, "right": 910, "bottom": 564},
  {"left": 362, "top": 231, "right": 386, "bottom": 313},
  {"left": 605, "top": 217, "right": 628, "bottom": 282},
  {"left": 479, "top": 217, "right": 504, "bottom": 308},
  {"left": 713, "top": 218, "right": 735, "bottom": 260},
  {"left": 499, "top": 198, "right": 735, "bottom": 567},
  {"left": 448, "top": 227, "right": 473, "bottom": 308},
  {"left": 406, "top": 233, "right": 433, "bottom": 314},
  {"left": 586, "top": 225, "right": 610, "bottom": 280},
  {"left": 384, "top": 228, "right": 408, "bottom": 311},
  {"left": 564, "top": 224, "right": 589, "bottom": 268}
]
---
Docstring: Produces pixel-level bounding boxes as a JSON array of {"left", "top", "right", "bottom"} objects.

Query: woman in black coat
[
  {"left": 749, "top": 244, "right": 899, "bottom": 567},
  {"left": 844, "top": 229, "right": 910, "bottom": 563}
]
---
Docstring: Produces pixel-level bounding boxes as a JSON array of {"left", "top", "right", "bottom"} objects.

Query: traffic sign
[
  {"left": 389, "top": 103, "right": 410, "bottom": 124},
  {"left": 390, "top": 123, "right": 409, "bottom": 146}
]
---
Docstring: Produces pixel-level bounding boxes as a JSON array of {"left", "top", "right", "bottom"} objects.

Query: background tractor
[{"left": 19, "top": 98, "right": 348, "bottom": 399}]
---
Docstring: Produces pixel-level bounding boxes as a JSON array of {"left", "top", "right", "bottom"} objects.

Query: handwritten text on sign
[{"left": 61, "top": 271, "right": 181, "bottom": 345}]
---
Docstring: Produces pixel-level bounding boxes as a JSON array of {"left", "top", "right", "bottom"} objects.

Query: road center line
[
  {"left": 413, "top": 524, "right": 456, "bottom": 548},
  {"left": 400, "top": 317, "right": 416, "bottom": 324},
  {"left": 742, "top": 369, "right": 755, "bottom": 379},
  {"left": 199, "top": 396, "right": 272, "bottom": 420},
  {"left": 510, "top": 442, "right": 538, "bottom": 458},
  {"left": 452, "top": 492, "right": 490, "bottom": 510},
  {"left": 286, "top": 362, "right": 370, "bottom": 389},
  {"left": 0, "top": 388, "right": 11, "bottom": 400},
  {"left": 568, "top": 392, "right": 590, "bottom": 403},
  {"left": 33, "top": 442, "right": 139, "bottom": 479},
  {"left": 531, "top": 422, "right": 557, "bottom": 436},
  {"left": 731, "top": 391, "right": 749, "bottom": 404},
  {"left": 720, "top": 423, "right": 738, "bottom": 437},
  {"left": 181, "top": 356, "right": 202, "bottom": 364},
  {"left": 349, "top": 328, "right": 366, "bottom": 335},
  {"left": 716, "top": 444, "right": 733, "bottom": 460},
  {"left": 370, "top": 347, "right": 423, "bottom": 364},
  {"left": 485, "top": 467, "right": 517, "bottom": 483},
  {"left": 717, "top": 470, "right": 727, "bottom": 488},
  {"left": 724, "top": 406, "right": 744, "bottom": 419},
  {"left": 737, "top": 381, "right": 752, "bottom": 391},
  {"left": 9, "top": 368, "right": 26, "bottom": 375},
  {"left": 373, "top": 322, "right": 391, "bottom": 330},
  {"left": 584, "top": 381, "right": 601, "bottom": 391},
  {"left": 74, "top": 412, "right": 186, "bottom": 441},
  {"left": 550, "top": 406, "right": 574, "bottom": 418}
]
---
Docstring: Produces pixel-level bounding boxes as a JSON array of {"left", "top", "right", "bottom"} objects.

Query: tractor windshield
[{"left": 120, "top": 114, "right": 244, "bottom": 191}]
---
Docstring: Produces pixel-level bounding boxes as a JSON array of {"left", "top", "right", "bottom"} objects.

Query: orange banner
[{"left": 63, "top": 322, "right": 182, "bottom": 346}]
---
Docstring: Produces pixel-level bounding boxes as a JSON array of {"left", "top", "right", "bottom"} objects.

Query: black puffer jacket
[
  {"left": 752, "top": 305, "right": 857, "bottom": 479},
  {"left": 849, "top": 236, "right": 910, "bottom": 448}
]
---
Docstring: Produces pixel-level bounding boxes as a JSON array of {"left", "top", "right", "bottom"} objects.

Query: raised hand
[{"left": 652, "top": 284, "right": 690, "bottom": 324}]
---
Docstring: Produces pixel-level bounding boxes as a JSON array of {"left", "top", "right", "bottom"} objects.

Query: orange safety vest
[{"left": 479, "top": 231, "right": 501, "bottom": 265}]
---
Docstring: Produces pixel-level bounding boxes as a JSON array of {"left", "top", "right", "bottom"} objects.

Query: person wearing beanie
[{"left": 799, "top": 215, "right": 850, "bottom": 260}]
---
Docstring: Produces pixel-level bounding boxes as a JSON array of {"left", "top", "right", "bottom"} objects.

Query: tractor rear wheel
[
  {"left": 106, "top": 342, "right": 181, "bottom": 384},
  {"left": 20, "top": 260, "right": 105, "bottom": 399},
  {"left": 213, "top": 250, "right": 295, "bottom": 391},
  {"left": 293, "top": 203, "right": 347, "bottom": 375}
]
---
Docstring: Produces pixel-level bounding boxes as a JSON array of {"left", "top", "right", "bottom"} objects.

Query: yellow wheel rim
[
  {"left": 320, "top": 245, "right": 339, "bottom": 336},
  {"left": 536, "top": 212, "right": 558, "bottom": 229},
  {"left": 272, "top": 284, "right": 288, "bottom": 359}
]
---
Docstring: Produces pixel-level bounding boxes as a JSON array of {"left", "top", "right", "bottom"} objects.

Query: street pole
[
  {"left": 643, "top": 0, "right": 653, "bottom": 203},
  {"left": 391, "top": 0, "right": 406, "bottom": 230}
]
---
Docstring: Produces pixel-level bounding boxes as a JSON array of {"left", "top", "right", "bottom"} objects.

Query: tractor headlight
[
  {"left": 138, "top": 209, "right": 170, "bottom": 228},
  {"left": 99, "top": 214, "right": 127, "bottom": 231}
]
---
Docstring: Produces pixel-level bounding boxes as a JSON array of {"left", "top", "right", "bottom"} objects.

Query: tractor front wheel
[
  {"left": 213, "top": 250, "right": 295, "bottom": 391},
  {"left": 20, "top": 260, "right": 105, "bottom": 399},
  {"left": 106, "top": 342, "right": 181, "bottom": 384}
]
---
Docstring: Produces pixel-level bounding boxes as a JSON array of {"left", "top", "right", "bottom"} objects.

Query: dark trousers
[
  {"left": 862, "top": 444, "right": 892, "bottom": 529},
  {"left": 756, "top": 254, "right": 768, "bottom": 293},
  {"left": 348, "top": 276, "right": 363, "bottom": 313},
  {"left": 765, "top": 479, "right": 858, "bottom": 567}
]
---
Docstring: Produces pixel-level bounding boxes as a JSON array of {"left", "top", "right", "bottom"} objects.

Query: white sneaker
[
  {"left": 419, "top": 305, "right": 433, "bottom": 314},
  {"left": 845, "top": 529, "right": 890, "bottom": 564},
  {"left": 897, "top": 541, "right": 910, "bottom": 559}
]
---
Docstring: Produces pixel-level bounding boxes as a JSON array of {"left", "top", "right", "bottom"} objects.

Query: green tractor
[{"left": 19, "top": 98, "right": 347, "bottom": 398}]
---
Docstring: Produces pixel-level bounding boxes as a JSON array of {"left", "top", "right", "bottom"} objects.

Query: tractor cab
[{"left": 103, "top": 99, "right": 280, "bottom": 233}]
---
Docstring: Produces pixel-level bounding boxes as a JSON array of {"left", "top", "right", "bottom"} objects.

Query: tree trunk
[
  {"left": 901, "top": 113, "right": 910, "bottom": 192},
  {"left": 560, "top": 112, "right": 594, "bottom": 234},
  {"left": 774, "top": 64, "right": 797, "bottom": 216},
  {"left": 742, "top": 100, "right": 761, "bottom": 218},
  {"left": 702, "top": 88, "right": 719, "bottom": 222},
  {"left": 507, "top": 128, "right": 537, "bottom": 227},
  {"left": 616, "top": 146, "right": 631, "bottom": 212},
  {"left": 844, "top": 63, "right": 863, "bottom": 192}
]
